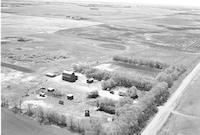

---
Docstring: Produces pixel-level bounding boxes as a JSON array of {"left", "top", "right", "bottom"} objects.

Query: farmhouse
[{"left": 62, "top": 70, "right": 78, "bottom": 82}]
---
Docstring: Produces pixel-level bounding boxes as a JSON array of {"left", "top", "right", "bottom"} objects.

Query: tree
[
  {"left": 126, "top": 86, "right": 138, "bottom": 99},
  {"left": 87, "top": 90, "right": 99, "bottom": 98},
  {"left": 156, "top": 72, "right": 173, "bottom": 88}
]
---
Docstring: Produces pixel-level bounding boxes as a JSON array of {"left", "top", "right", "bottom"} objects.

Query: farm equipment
[{"left": 87, "top": 78, "right": 94, "bottom": 84}]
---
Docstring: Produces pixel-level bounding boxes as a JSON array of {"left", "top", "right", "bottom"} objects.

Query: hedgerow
[
  {"left": 73, "top": 64, "right": 111, "bottom": 81},
  {"left": 102, "top": 73, "right": 155, "bottom": 91},
  {"left": 73, "top": 63, "right": 155, "bottom": 91},
  {"left": 113, "top": 55, "right": 169, "bottom": 70},
  {"left": 156, "top": 65, "right": 186, "bottom": 87},
  {"left": 109, "top": 82, "right": 169, "bottom": 135}
]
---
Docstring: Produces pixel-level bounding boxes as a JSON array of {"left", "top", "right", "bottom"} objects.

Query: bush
[
  {"left": 72, "top": 63, "right": 90, "bottom": 73},
  {"left": 118, "top": 91, "right": 127, "bottom": 97},
  {"left": 36, "top": 107, "right": 45, "bottom": 123},
  {"left": 87, "top": 90, "right": 99, "bottom": 98},
  {"left": 126, "top": 86, "right": 138, "bottom": 99},
  {"left": 1, "top": 96, "right": 9, "bottom": 108},
  {"left": 52, "top": 90, "right": 65, "bottom": 97},
  {"left": 97, "top": 98, "right": 116, "bottom": 114},
  {"left": 73, "top": 63, "right": 112, "bottom": 81},
  {"left": 25, "top": 104, "right": 35, "bottom": 117},
  {"left": 156, "top": 72, "right": 173, "bottom": 88},
  {"left": 86, "top": 69, "right": 111, "bottom": 81},
  {"left": 163, "top": 65, "right": 187, "bottom": 81},
  {"left": 116, "top": 97, "right": 133, "bottom": 108}
]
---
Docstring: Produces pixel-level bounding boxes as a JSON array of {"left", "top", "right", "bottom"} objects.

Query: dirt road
[{"left": 142, "top": 62, "right": 200, "bottom": 135}]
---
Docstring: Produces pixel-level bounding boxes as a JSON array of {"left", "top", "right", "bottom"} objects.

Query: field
[
  {"left": 1, "top": 0, "right": 200, "bottom": 134},
  {"left": 158, "top": 71, "right": 200, "bottom": 135}
]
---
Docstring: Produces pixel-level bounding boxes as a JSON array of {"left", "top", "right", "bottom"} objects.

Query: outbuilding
[
  {"left": 45, "top": 72, "right": 56, "bottom": 77},
  {"left": 85, "top": 110, "right": 90, "bottom": 117},
  {"left": 47, "top": 87, "right": 55, "bottom": 92},
  {"left": 59, "top": 100, "right": 64, "bottom": 105},
  {"left": 67, "top": 94, "right": 74, "bottom": 100},
  {"left": 39, "top": 92, "right": 46, "bottom": 97},
  {"left": 62, "top": 70, "right": 78, "bottom": 82}
]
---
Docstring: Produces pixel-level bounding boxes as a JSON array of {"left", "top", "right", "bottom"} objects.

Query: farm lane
[{"left": 142, "top": 62, "right": 200, "bottom": 135}]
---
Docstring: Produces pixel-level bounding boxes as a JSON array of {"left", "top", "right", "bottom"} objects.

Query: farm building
[
  {"left": 45, "top": 72, "right": 56, "bottom": 77},
  {"left": 47, "top": 87, "right": 55, "bottom": 92},
  {"left": 62, "top": 70, "right": 78, "bottom": 82},
  {"left": 67, "top": 94, "right": 74, "bottom": 100}
]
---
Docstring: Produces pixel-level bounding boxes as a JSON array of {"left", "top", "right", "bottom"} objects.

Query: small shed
[
  {"left": 67, "top": 94, "right": 74, "bottom": 100},
  {"left": 62, "top": 70, "right": 78, "bottom": 82},
  {"left": 45, "top": 72, "right": 56, "bottom": 77},
  {"left": 59, "top": 100, "right": 64, "bottom": 105},
  {"left": 39, "top": 92, "right": 46, "bottom": 97},
  {"left": 47, "top": 87, "right": 55, "bottom": 92},
  {"left": 85, "top": 110, "right": 90, "bottom": 117}
]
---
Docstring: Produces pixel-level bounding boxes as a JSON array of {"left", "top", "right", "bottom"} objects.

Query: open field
[{"left": 1, "top": 0, "right": 200, "bottom": 134}]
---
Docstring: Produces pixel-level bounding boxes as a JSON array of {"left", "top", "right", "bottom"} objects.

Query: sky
[{"left": 37, "top": 0, "right": 200, "bottom": 8}]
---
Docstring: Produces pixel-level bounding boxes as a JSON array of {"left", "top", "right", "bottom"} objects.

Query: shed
[
  {"left": 39, "top": 92, "right": 46, "bottom": 97},
  {"left": 59, "top": 100, "right": 64, "bottom": 105},
  {"left": 45, "top": 72, "right": 56, "bottom": 77},
  {"left": 85, "top": 110, "right": 90, "bottom": 117},
  {"left": 47, "top": 87, "right": 55, "bottom": 92},
  {"left": 67, "top": 94, "right": 74, "bottom": 100}
]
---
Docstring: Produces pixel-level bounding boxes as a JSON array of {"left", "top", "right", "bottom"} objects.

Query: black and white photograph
[{"left": 1, "top": 0, "right": 200, "bottom": 135}]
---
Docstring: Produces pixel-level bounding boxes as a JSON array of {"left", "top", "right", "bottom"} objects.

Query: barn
[{"left": 62, "top": 70, "right": 78, "bottom": 82}]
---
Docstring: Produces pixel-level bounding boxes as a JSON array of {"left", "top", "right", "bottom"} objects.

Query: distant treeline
[
  {"left": 113, "top": 55, "right": 169, "bottom": 70},
  {"left": 112, "top": 55, "right": 186, "bottom": 88}
]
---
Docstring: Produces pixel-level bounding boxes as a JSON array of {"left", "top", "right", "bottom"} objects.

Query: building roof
[
  {"left": 46, "top": 72, "right": 56, "bottom": 76},
  {"left": 62, "top": 70, "right": 74, "bottom": 74},
  {"left": 47, "top": 87, "right": 55, "bottom": 91},
  {"left": 67, "top": 94, "right": 73, "bottom": 97}
]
